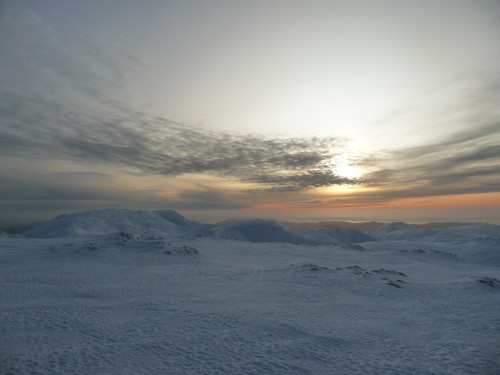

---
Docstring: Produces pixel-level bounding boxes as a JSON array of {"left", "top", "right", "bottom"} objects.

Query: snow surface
[{"left": 2, "top": 210, "right": 500, "bottom": 374}]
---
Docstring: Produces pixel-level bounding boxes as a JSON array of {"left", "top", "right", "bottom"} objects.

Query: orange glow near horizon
[
  {"left": 252, "top": 192, "right": 500, "bottom": 212},
  {"left": 381, "top": 192, "right": 500, "bottom": 209}
]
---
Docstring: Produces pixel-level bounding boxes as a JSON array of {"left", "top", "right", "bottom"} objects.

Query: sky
[{"left": 1, "top": 0, "right": 500, "bottom": 225}]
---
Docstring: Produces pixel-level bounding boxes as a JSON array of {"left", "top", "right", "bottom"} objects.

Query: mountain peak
[{"left": 24, "top": 209, "right": 193, "bottom": 238}]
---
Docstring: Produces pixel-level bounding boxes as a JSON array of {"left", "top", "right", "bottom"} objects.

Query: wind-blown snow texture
[{"left": 2, "top": 209, "right": 500, "bottom": 374}]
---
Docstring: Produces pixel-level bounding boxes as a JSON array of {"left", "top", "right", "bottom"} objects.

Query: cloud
[
  {"left": 393, "top": 121, "right": 500, "bottom": 161},
  {"left": 353, "top": 121, "right": 500, "bottom": 203},
  {"left": 2, "top": 1, "right": 499, "bottom": 220},
  {"left": 0, "top": 3, "right": 358, "bottom": 194},
  {"left": 175, "top": 188, "right": 249, "bottom": 210},
  {"left": 0, "top": 172, "right": 135, "bottom": 203},
  {"left": 0, "top": 160, "right": 256, "bottom": 225}
]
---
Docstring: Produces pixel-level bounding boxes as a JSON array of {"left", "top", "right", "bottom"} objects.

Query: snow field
[{"left": 1, "top": 211, "right": 500, "bottom": 374}]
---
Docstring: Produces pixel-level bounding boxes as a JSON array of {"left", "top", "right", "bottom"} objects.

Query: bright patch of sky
[{"left": 26, "top": 0, "right": 500, "bottom": 147}]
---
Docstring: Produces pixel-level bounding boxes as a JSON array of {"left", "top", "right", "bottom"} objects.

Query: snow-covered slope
[{"left": 24, "top": 209, "right": 210, "bottom": 239}]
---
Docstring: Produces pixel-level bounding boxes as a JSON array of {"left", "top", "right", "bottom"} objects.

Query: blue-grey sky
[{"left": 1, "top": 0, "right": 500, "bottom": 225}]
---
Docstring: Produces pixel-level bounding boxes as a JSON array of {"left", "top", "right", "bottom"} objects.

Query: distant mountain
[
  {"left": 371, "top": 222, "right": 414, "bottom": 237},
  {"left": 214, "top": 218, "right": 374, "bottom": 245},
  {"left": 283, "top": 220, "right": 486, "bottom": 233},
  {"left": 215, "top": 219, "right": 307, "bottom": 243},
  {"left": 283, "top": 220, "right": 384, "bottom": 232},
  {"left": 412, "top": 222, "right": 485, "bottom": 229},
  {"left": 0, "top": 223, "right": 40, "bottom": 235},
  {"left": 25, "top": 209, "right": 377, "bottom": 246},
  {"left": 371, "top": 222, "right": 500, "bottom": 242},
  {"left": 30, "top": 209, "right": 497, "bottom": 246},
  {"left": 24, "top": 209, "right": 210, "bottom": 239},
  {"left": 301, "top": 227, "right": 375, "bottom": 245}
]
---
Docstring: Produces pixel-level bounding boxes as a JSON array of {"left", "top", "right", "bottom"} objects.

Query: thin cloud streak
[{"left": 353, "top": 121, "right": 500, "bottom": 204}]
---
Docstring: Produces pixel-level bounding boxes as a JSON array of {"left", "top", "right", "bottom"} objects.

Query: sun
[{"left": 333, "top": 163, "right": 364, "bottom": 179}]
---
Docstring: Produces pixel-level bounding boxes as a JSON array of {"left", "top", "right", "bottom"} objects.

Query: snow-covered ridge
[{"left": 24, "top": 209, "right": 210, "bottom": 239}]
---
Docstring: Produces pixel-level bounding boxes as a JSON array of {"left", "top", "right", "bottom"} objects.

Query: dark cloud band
[{"left": 0, "top": 91, "right": 355, "bottom": 192}]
